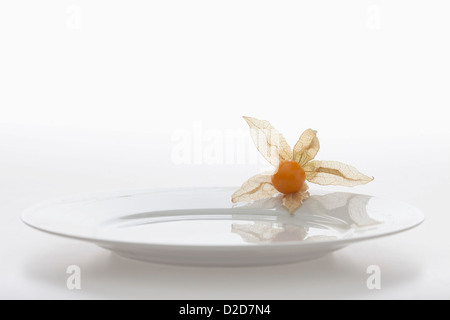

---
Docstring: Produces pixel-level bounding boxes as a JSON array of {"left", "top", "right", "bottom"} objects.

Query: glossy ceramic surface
[{"left": 22, "top": 188, "right": 424, "bottom": 266}]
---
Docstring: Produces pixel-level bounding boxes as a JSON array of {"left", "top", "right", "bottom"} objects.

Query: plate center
[{"left": 95, "top": 210, "right": 351, "bottom": 245}]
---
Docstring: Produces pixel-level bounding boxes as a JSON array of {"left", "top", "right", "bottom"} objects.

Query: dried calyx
[{"left": 232, "top": 116, "right": 373, "bottom": 214}]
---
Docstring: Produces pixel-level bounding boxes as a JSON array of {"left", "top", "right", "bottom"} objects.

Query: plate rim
[{"left": 21, "top": 187, "right": 425, "bottom": 249}]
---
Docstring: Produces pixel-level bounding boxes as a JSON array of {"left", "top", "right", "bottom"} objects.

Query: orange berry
[{"left": 271, "top": 160, "right": 306, "bottom": 194}]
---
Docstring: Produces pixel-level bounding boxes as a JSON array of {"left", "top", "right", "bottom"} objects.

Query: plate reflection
[{"left": 232, "top": 192, "right": 380, "bottom": 244}]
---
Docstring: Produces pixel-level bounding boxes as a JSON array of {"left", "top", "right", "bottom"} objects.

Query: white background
[{"left": 1, "top": 1, "right": 449, "bottom": 299}]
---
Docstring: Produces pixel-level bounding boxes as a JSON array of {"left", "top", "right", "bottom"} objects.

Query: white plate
[{"left": 22, "top": 188, "right": 424, "bottom": 267}]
